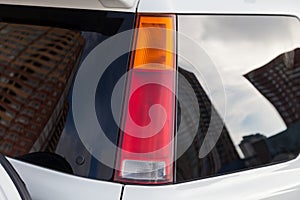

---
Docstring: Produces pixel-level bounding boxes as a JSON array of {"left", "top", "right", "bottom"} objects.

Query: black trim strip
[
  {"left": 119, "top": 185, "right": 125, "bottom": 200},
  {"left": 0, "top": 4, "right": 128, "bottom": 35}
]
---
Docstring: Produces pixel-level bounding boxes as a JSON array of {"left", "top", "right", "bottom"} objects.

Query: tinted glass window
[
  {"left": 176, "top": 15, "right": 300, "bottom": 182},
  {"left": 0, "top": 5, "right": 135, "bottom": 181}
]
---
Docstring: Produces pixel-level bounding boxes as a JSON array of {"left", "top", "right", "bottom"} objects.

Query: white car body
[
  {"left": 0, "top": 0, "right": 299, "bottom": 14},
  {"left": 0, "top": 164, "right": 22, "bottom": 200},
  {"left": 6, "top": 155, "right": 300, "bottom": 200},
  {"left": 0, "top": 0, "right": 299, "bottom": 200}
]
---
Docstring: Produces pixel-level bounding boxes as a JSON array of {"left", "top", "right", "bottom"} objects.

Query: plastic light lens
[
  {"left": 122, "top": 160, "right": 166, "bottom": 181},
  {"left": 114, "top": 14, "right": 176, "bottom": 184},
  {"left": 132, "top": 15, "right": 175, "bottom": 70}
]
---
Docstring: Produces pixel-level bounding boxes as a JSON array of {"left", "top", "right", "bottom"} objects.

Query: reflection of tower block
[
  {"left": 176, "top": 68, "right": 240, "bottom": 180},
  {"left": 239, "top": 134, "right": 272, "bottom": 167},
  {"left": 45, "top": 101, "right": 69, "bottom": 152},
  {"left": 245, "top": 49, "right": 300, "bottom": 126},
  {"left": 0, "top": 22, "right": 85, "bottom": 157}
]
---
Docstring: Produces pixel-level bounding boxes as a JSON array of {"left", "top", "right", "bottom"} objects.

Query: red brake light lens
[{"left": 114, "top": 14, "right": 176, "bottom": 184}]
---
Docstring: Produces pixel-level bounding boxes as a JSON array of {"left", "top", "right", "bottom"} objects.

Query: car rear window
[
  {"left": 176, "top": 15, "right": 300, "bottom": 182},
  {"left": 0, "top": 5, "right": 135, "bottom": 181},
  {"left": 1, "top": 6, "right": 300, "bottom": 184}
]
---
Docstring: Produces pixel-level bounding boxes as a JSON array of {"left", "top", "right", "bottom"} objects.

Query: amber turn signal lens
[{"left": 132, "top": 15, "right": 175, "bottom": 70}]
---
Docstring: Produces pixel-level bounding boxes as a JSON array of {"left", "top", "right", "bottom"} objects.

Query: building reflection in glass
[
  {"left": 176, "top": 48, "right": 300, "bottom": 180},
  {"left": 176, "top": 67, "right": 243, "bottom": 182},
  {"left": 176, "top": 16, "right": 300, "bottom": 182},
  {"left": 0, "top": 23, "right": 85, "bottom": 157},
  {"left": 241, "top": 48, "right": 300, "bottom": 167}
]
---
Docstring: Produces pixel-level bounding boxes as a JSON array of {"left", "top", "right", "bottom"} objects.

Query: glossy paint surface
[
  {"left": 0, "top": 164, "right": 22, "bottom": 200},
  {"left": 0, "top": 0, "right": 138, "bottom": 12},
  {"left": 9, "top": 158, "right": 123, "bottom": 200},
  {"left": 138, "top": 0, "right": 300, "bottom": 16},
  {"left": 123, "top": 156, "right": 300, "bottom": 200}
]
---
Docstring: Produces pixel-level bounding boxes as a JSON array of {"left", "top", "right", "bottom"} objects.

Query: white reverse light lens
[{"left": 121, "top": 160, "right": 166, "bottom": 181}]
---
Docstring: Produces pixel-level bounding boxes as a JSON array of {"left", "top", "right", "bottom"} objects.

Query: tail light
[{"left": 114, "top": 14, "right": 176, "bottom": 184}]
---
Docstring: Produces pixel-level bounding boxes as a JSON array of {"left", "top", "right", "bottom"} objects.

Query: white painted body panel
[
  {"left": 0, "top": 0, "right": 138, "bottom": 12},
  {"left": 123, "top": 156, "right": 300, "bottom": 200},
  {"left": 0, "top": 164, "right": 22, "bottom": 200},
  {"left": 1, "top": 0, "right": 300, "bottom": 16},
  {"left": 8, "top": 158, "right": 123, "bottom": 200},
  {"left": 138, "top": 0, "right": 300, "bottom": 16}
]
